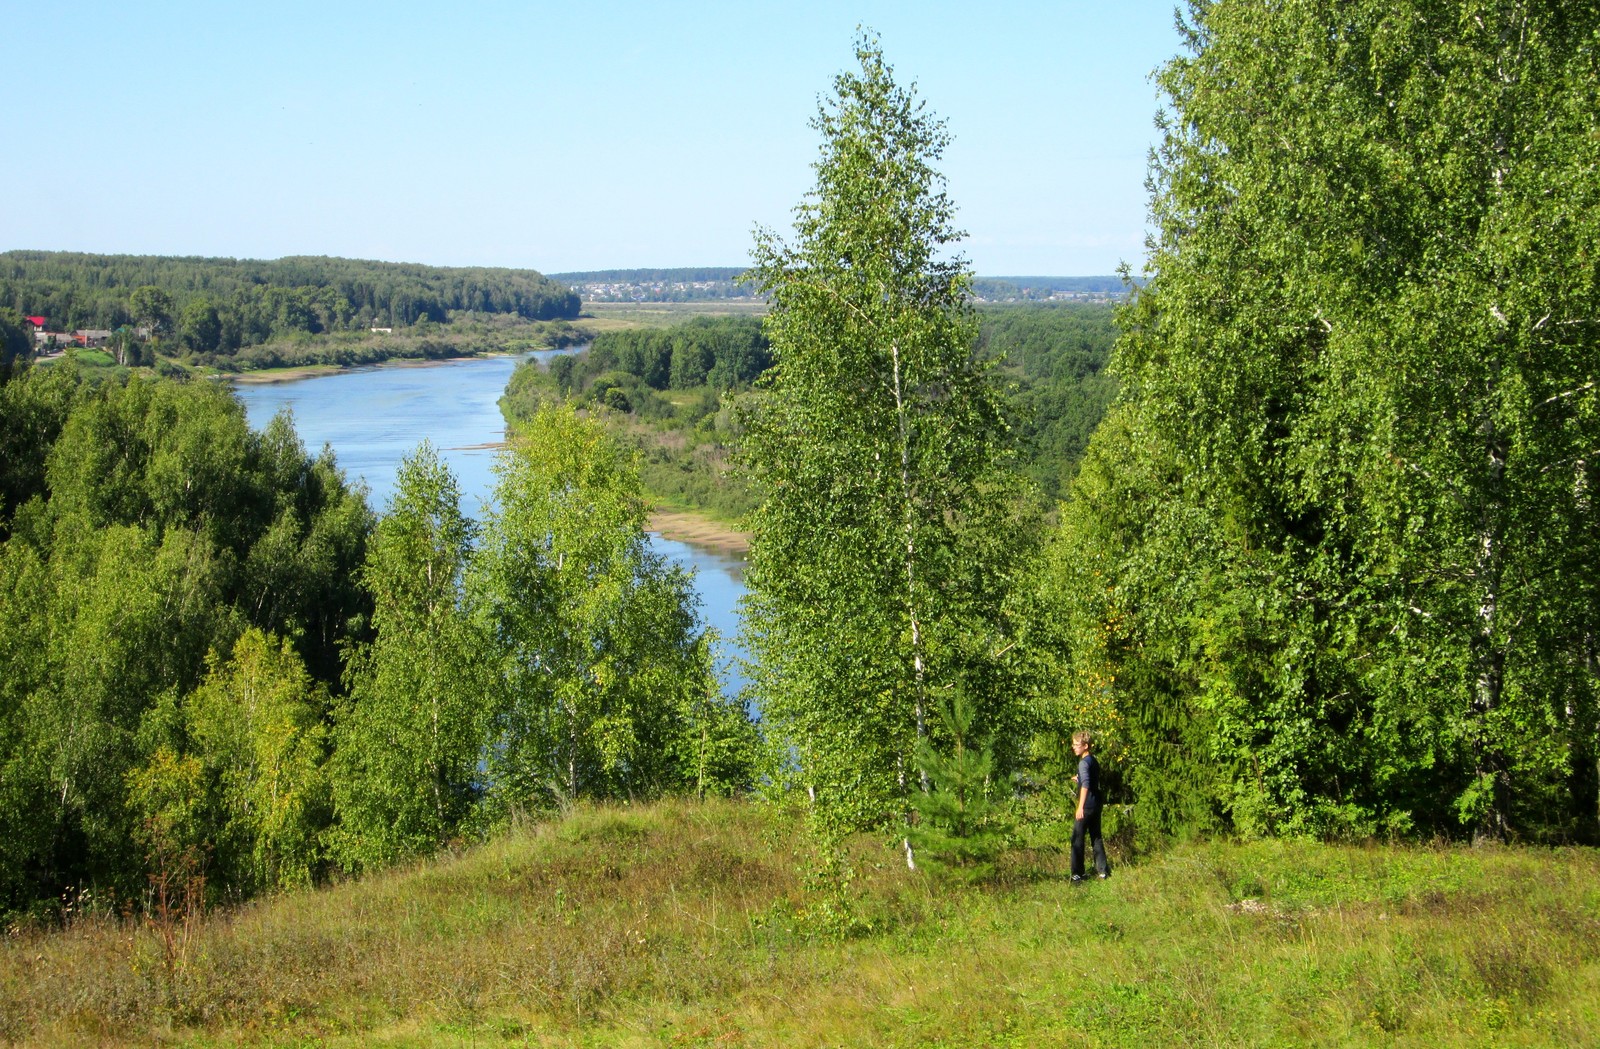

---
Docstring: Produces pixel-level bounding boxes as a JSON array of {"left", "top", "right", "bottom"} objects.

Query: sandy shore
[
  {"left": 229, "top": 365, "right": 346, "bottom": 384},
  {"left": 228, "top": 355, "right": 501, "bottom": 385},
  {"left": 647, "top": 509, "right": 751, "bottom": 557}
]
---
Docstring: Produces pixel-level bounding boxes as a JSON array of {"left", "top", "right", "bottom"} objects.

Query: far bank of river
[{"left": 229, "top": 353, "right": 750, "bottom": 695}]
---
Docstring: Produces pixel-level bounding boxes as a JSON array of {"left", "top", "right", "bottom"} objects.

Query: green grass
[
  {"left": 36, "top": 348, "right": 120, "bottom": 370},
  {"left": 3, "top": 798, "right": 1597, "bottom": 1047},
  {"left": 70, "top": 348, "right": 119, "bottom": 367}
]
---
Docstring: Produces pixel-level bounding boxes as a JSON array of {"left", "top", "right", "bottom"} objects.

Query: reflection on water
[{"left": 232, "top": 353, "right": 749, "bottom": 697}]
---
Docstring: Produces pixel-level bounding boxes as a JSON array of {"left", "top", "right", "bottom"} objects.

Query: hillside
[
  {"left": 0, "top": 252, "right": 581, "bottom": 370},
  {"left": 3, "top": 797, "right": 1596, "bottom": 1047}
]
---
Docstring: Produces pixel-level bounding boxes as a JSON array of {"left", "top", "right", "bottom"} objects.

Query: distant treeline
[
  {"left": 978, "top": 303, "right": 1118, "bottom": 500},
  {"left": 0, "top": 252, "right": 581, "bottom": 352},
  {"left": 972, "top": 275, "right": 1131, "bottom": 301},
  {"left": 554, "top": 268, "right": 1130, "bottom": 305},
  {"left": 501, "top": 305, "right": 1116, "bottom": 519}
]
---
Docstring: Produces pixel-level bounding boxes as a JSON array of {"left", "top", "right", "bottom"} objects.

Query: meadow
[{"left": 3, "top": 798, "right": 1596, "bottom": 1048}]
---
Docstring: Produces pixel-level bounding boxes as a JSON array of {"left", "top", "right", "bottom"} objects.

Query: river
[{"left": 231, "top": 353, "right": 749, "bottom": 696}]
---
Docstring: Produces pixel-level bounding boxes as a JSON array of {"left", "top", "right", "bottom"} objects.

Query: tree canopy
[
  {"left": 1045, "top": 0, "right": 1600, "bottom": 843},
  {"left": 0, "top": 364, "right": 372, "bottom": 912},
  {"left": 742, "top": 36, "right": 1039, "bottom": 865},
  {"left": 0, "top": 252, "right": 580, "bottom": 354}
]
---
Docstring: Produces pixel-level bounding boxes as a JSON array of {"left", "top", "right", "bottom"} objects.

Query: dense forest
[
  {"left": 1039, "top": 0, "right": 1600, "bottom": 844},
  {"left": 0, "top": 363, "right": 750, "bottom": 918},
  {"left": 0, "top": 252, "right": 581, "bottom": 356},
  {"left": 980, "top": 303, "right": 1118, "bottom": 499},
  {"left": 499, "top": 304, "right": 1116, "bottom": 517}
]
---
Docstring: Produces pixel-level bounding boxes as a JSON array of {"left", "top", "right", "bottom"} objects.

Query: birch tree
[
  {"left": 743, "top": 36, "right": 1035, "bottom": 864},
  {"left": 1061, "top": 0, "right": 1600, "bottom": 841},
  {"left": 331, "top": 443, "right": 490, "bottom": 870},
  {"left": 184, "top": 628, "right": 330, "bottom": 894},
  {"left": 475, "top": 405, "right": 744, "bottom": 813}
]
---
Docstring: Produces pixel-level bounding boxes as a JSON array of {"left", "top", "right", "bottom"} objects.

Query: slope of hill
[
  {"left": 1, "top": 252, "right": 581, "bottom": 367},
  {"left": 3, "top": 797, "right": 1595, "bottom": 1047}
]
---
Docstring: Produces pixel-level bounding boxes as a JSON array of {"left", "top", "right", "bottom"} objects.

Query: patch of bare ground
[{"left": 647, "top": 509, "right": 751, "bottom": 557}]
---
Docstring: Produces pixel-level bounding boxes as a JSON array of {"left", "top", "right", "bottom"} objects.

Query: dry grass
[
  {"left": 0, "top": 800, "right": 804, "bottom": 1047},
  {"left": 3, "top": 801, "right": 1598, "bottom": 1047}
]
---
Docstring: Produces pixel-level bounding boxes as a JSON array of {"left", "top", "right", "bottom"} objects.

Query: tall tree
[
  {"left": 180, "top": 628, "right": 331, "bottom": 895},
  {"left": 473, "top": 404, "right": 743, "bottom": 813},
  {"left": 129, "top": 285, "right": 175, "bottom": 341},
  {"left": 0, "top": 307, "right": 29, "bottom": 382},
  {"left": 1055, "top": 0, "right": 1600, "bottom": 841},
  {"left": 331, "top": 443, "right": 490, "bottom": 870},
  {"left": 742, "top": 35, "right": 1036, "bottom": 865},
  {"left": 179, "top": 297, "right": 223, "bottom": 354}
]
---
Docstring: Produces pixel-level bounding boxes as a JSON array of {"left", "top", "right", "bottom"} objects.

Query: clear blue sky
[{"left": 1, "top": 1, "right": 1183, "bottom": 277}]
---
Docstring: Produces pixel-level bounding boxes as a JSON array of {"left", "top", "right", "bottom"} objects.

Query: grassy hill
[{"left": 3, "top": 798, "right": 1597, "bottom": 1047}]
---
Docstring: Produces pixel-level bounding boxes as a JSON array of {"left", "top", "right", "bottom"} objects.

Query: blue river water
[{"left": 230, "top": 353, "right": 749, "bottom": 696}]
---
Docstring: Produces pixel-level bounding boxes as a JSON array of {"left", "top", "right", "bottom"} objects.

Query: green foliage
[
  {"left": 0, "top": 358, "right": 81, "bottom": 531},
  {"left": 473, "top": 405, "right": 752, "bottom": 814},
  {"left": 0, "top": 366, "right": 371, "bottom": 915},
  {"left": 742, "top": 35, "right": 1041, "bottom": 858},
  {"left": 173, "top": 629, "right": 331, "bottom": 896},
  {"left": 0, "top": 307, "right": 29, "bottom": 382},
  {"left": 330, "top": 444, "right": 492, "bottom": 871},
  {"left": 178, "top": 297, "right": 222, "bottom": 354},
  {"left": 500, "top": 323, "right": 765, "bottom": 523},
  {"left": 0, "top": 251, "right": 580, "bottom": 357},
  {"left": 977, "top": 302, "right": 1119, "bottom": 500},
  {"left": 1034, "top": 401, "right": 1221, "bottom": 837},
  {"left": 579, "top": 316, "right": 772, "bottom": 393},
  {"left": 128, "top": 285, "right": 174, "bottom": 337},
  {"left": 909, "top": 691, "right": 1010, "bottom": 882},
  {"left": 2, "top": 359, "right": 762, "bottom": 916},
  {"left": 1046, "top": 0, "right": 1600, "bottom": 842}
]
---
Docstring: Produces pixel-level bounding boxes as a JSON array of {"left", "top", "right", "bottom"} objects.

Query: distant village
[
  {"left": 570, "top": 279, "right": 1126, "bottom": 305},
  {"left": 19, "top": 314, "right": 149, "bottom": 355},
  {"left": 573, "top": 279, "right": 762, "bottom": 303}
]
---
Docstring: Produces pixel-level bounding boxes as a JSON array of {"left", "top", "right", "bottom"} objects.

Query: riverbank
[
  {"left": 227, "top": 354, "right": 513, "bottom": 385},
  {"left": 647, "top": 508, "right": 750, "bottom": 557},
  {"left": 227, "top": 363, "right": 347, "bottom": 384}
]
